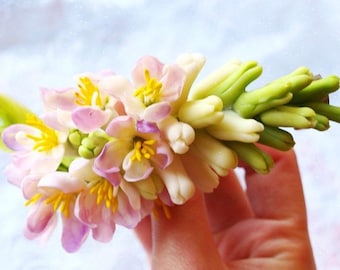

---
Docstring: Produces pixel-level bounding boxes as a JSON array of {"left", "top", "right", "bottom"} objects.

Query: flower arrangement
[{"left": 1, "top": 54, "right": 339, "bottom": 252}]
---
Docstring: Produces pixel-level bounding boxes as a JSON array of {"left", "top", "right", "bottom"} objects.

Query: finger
[
  {"left": 245, "top": 148, "right": 308, "bottom": 225},
  {"left": 134, "top": 215, "right": 152, "bottom": 257},
  {"left": 204, "top": 170, "right": 254, "bottom": 233},
  {"left": 151, "top": 191, "right": 225, "bottom": 270}
]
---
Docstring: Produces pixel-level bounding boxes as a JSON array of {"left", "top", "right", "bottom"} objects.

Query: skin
[{"left": 134, "top": 147, "right": 317, "bottom": 270}]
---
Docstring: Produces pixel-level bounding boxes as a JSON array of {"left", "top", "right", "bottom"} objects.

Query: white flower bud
[
  {"left": 178, "top": 95, "right": 224, "bottom": 128},
  {"left": 207, "top": 110, "right": 264, "bottom": 143}
]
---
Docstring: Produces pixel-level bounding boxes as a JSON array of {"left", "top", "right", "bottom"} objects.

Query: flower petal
[
  {"left": 61, "top": 212, "right": 90, "bottom": 253},
  {"left": 122, "top": 151, "right": 153, "bottom": 181},
  {"left": 160, "top": 64, "right": 186, "bottom": 102},
  {"left": 156, "top": 155, "right": 195, "bottom": 205},
  {"left": 132, "top": 56, "right": 164, "bottom": 86},
  {"left": 93, "top": 140, "right": 129, "bottom": 185},
  {"left": 142, "top": 102, "right": 171, "bottom": 122},
  {"left": 72, "top": 107, "right": 111, "bottom": 133},
  {"left": 26, "top": 202, "right": 55, "bottom": 234},
  {"left": 92, "top": 221, "right": 116, "bottom": 243},
  {"left": 151, "top": 142, "right": 173, "bottom": 169},
  {"left": 38, "top": 171, "right": 86, "bottom": 193},
  {"left": 98, "top": 75, "right": 133, "bottom": 98},
  {"left": 105, "top": 115, "right": 135, "bottom": 138},
  {"left": 40, "top": 87, "right": 77, "bottom": 111},
  {"left": 1, "top": 124, "right": 37, "bottom": 151}
]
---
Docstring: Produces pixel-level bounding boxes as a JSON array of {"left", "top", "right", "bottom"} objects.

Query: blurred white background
[{"left": 0, "top": 0, "right": 339, "bottom": 269}]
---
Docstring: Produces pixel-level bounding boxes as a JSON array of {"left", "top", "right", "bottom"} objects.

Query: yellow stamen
[
  {"left": 89, "top": 179, "right": 118, "bottom": 213},
  {"left": 75, "top": 77, "right": 102, "bottom": 107},
  {"left": 25, "top": 191, "right": 77, "bottom": 218},
  {"left": 152, "top": 198, "right": 171, "bottom": 220},
  {"left": 130, "top": 139, "right": 156, "bottom": 161},
  {"left": 44, "top": 191, "right": 76, "bottom": 218},
  {"left": 25, "top": 193, "right": 43, "bottom": 206},
  {"left": 134, "top": 69, "right": 162, "bottom": 106},
  {"left": 25, "top": 114, "right": 59, "bottom": 152}
]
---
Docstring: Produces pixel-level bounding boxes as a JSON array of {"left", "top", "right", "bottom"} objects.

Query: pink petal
[
  {"left": 160, "top": 64, "right": 186, "bottom": 102},
  {"left": 74, "top": 193, "right": 98, "bottom": 227},
  {"left": 1, "top": 124, "right": 36, "bottom": 151},
  {"left": 3, "top": 162, "right": 28, "bottom": 187},
  {"left": 22, "top": 175, "right": 40, "bottom": 199},
  {"left": 38, "top": 172, "right": 86, "bottom": 193},
  {"left": 105, "top": 115, "right": 135, "bottom": 138},
  {"left": 92, "top": 221, "right": 116, "bottom": 243},
  {"left": 132, "top": 56, "right": 164, "bottom": 86},
  {"left": 113, "top": 193, "right": 153, "bottom": 228},
  {"left": 142, "top": 102, "right": 171, "bottom": 122},
  {"left": 26, "top": 202, "right": 55, "bottom": 234},
  {"left": 120, "top": 180, "right": 141, "bottom": 210},
  {"left": 98, "top": 75, "right": 133, "bottom": 98},
  {"left": 72, "top": 107, "right": 111, "bottom": 133},
  {"left": 61, "top": 212, "right": 90, "bottom": 253},
  {"left": 136, "top": 119, "right": 159, "bottom": 134},
  {"left": 151, "top": 142, "right": 173, "bottom": 169},
  {"left": 40, "top": 87, "right": 77, "bottom": 111},
  {"left": 41, "top": 111, "right": 74, "bottom": 131},
  {"left": 93, "top": 140, "right": 129, "bottom": 185}
]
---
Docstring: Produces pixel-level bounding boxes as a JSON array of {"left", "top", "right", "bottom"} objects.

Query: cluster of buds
[{"left": 0, "top": 54, "right": 339, "bottom": 252}]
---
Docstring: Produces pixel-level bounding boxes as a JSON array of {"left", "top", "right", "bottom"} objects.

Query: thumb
[{"left": 151, "top": 191, "right": 225, "bottom": 270}]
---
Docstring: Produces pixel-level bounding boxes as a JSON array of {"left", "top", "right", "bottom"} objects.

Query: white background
[{"left": 0, "top": 0, "right": 339, "bottom": 269}]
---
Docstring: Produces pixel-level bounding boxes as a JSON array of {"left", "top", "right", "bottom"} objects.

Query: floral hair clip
[{"left": 1, "top": 54, "right": 339, "bottom": 252}]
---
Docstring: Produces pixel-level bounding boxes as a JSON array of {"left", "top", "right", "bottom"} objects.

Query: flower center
[
  {"left": 25, "top": 191, "right": 77, "bottom": 218},
  {"left": 25, "top": 114, "right": 59, "bottom": 152},
  {"left": 130, "top": 138, "right": 156, "bottom": 161},
  {"left": 134, "top": 69, "right": 162, "bottom": 106},
  {"left": 75, "top": 77, "right": 103, "bottom": 107},
  {"left": 89, "top": 179, "right": 118, "bottom": 213}
]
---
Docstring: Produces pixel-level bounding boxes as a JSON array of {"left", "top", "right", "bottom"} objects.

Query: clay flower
[
  {"left": 93, "top": 115, "right": 173, "bottom": 185},
  {"left": 99, "top": 55, "right": 186, "bottom": 122}
]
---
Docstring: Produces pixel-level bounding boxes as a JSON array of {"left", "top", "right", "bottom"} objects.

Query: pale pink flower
[
  {"left": 23, "top": 171, "right": 89, "bottom": 252},
  {"left": 93, "top": 115, "right": 173, "bottom": 185},
  {"left": 99, "top": 55, "right": 186, "bottom": 122}
]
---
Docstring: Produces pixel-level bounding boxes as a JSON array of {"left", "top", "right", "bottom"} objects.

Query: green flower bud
[
  {"left": 212, "top": 62, "right": 262, "bottom": 108},
  {"left": 290, "top": 75, "right": 340, "bottom": 104},
  {"left": 225, "top": 141, "right": 274, "bottom": 174},
  {"left": 68, "top": 129, "right": 88, "bottom": 148},
  {"left": 233, "top": 81, "right": 293, "bottom": 118},
  {"left": 258, "top": 125, "right": 295, "bottom": 151},
  {"left": 259, "top": 105, "right": 316, "bottom": 129},
  {"left": 313, "top": 114, "right": 329, "bottom": 131},
  {"left": 78, "top": 130, "right": 110, "bottom": 159},
  {"left": 304, "top": 102, "right": 340, "bottom": 123},
  {"left": 271, "top": 66, "right": 313, "bottom": 93}
]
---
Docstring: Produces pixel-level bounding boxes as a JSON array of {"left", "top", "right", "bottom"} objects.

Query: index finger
[{"left": 245, "top": 147, "right": 308, "bottom": 226}]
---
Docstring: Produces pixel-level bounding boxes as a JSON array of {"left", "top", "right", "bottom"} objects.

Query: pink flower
[
  {"left": 99, "top": 55, "right": 186, "bottom": 122},
  {"left": 75, "top": 178, "right": 153, "bottom": 242},
  {"left": 93, "top": 115, "right": 173, "bottom": 185},
  {"left": 41, "top": 72, "right": 123, "bottom": 133},
  {"left": 23, "top": 171, "right": 89, "bottom": 252},
  {"left": 2, "top": 115, "right": 67, "bottom": 176}
]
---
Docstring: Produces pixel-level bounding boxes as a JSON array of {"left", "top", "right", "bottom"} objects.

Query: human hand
[{"left": 134, "top": 147, "right": 316, "bottom": 270}]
